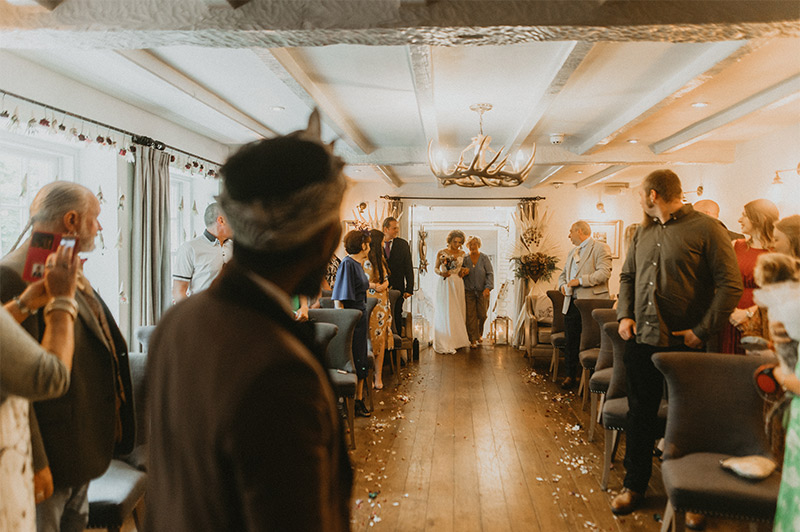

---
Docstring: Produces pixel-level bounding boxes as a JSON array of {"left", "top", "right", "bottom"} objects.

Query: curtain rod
[
  {"left": 1, "top": 88, "right": 223, "bottom": 167},
  {"left": 381, "top": 195, "right": 545, "bottom": 201}
]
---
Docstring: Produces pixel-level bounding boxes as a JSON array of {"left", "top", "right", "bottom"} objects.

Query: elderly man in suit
[
  {"left": 0, "top": 181, "right": 135, "bottom": 532},
  {"left": 146, "top": 111, "right": 352, "bottom": 531},
  {"left": 556, "top": 220, "right": 612, "bottom": 389}
]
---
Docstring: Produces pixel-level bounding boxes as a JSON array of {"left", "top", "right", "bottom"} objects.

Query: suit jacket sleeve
[
  {"left": 229, "top": 360, "right": 342, "bottom": 531},
  {"left": 400, "top": 239, "right": 414, "bottom": 294},
  {"left": 557, "top": 250, "right": 571, "bottom": 289},
  {"left": 580, "top": 241, "right": 612, "bottom": 288}
]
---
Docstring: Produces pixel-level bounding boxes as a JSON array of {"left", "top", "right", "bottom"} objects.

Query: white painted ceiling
[{"left": 2, "top": 0, "right": 800, "bottom": 191}]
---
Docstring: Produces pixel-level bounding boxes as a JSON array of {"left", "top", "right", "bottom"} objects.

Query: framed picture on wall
[{"left": 587, "top": 220, "right": 623, "bottom": 258}]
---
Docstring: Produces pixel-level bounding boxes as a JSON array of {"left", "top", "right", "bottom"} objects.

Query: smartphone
[{"left": 22, "top": 231, "right": 79, "bottom": 282}]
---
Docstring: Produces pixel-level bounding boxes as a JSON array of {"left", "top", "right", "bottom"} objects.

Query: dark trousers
[
  {"left": 465, "top": 290, "right": 488, "bottom": 343},
  {"left": 563, "top": 299, "right": 581, "bottom": 379},
  {"left": 622, "top": 340, "right": 694, "bottom": 494}
]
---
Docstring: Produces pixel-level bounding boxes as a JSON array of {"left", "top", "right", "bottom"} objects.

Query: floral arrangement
[
  {"left": 510, "top": 207, "right": 560, "bottom": 283},
  {"left": 512, "top": 252, "right": 559, "bottom": 283},
  {"left": 444, "top": 256, "right": 458, "bottom": 271}
]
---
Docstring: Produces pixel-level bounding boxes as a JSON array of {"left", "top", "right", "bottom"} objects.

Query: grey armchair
[
  {"left": 653, "top": 352, "right": 780, "bottom": 531},
  {"left": 587, "top": 310, "right": 618, "bottom": 440},
  {"left": 87, "top": 352, "right": 148, "bottom": 532},
  {"left": 574, "top": 298, "right": 616, "bottom": 405},
  {"left": 308, "top": 308, "right": 362, "bottom": 449}
]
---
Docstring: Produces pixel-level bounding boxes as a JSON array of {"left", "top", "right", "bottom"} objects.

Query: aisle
[{"left": 348, "top": 345, "right": 752, "bottom": 532}]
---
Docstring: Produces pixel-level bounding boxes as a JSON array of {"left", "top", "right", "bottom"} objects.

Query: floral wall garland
[{"left": 0, "top": 90, "right": 222, "bottom": 179}]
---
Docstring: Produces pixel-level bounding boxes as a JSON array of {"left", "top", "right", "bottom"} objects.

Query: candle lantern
[{"left": 492, "top": 316, "right": 511, "bottom": 345}]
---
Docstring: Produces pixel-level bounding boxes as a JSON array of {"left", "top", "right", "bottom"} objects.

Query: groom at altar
[
  {"left": 383, "top": 216, "right": 414, "bottom": 325},
  {"left": 557, "top": 220, "right": 612, "bottom": 389}
]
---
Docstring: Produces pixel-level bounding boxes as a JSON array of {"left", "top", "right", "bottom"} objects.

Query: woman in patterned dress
[{"left": 364, "top": 229, "right": 393, "bottom": 390}]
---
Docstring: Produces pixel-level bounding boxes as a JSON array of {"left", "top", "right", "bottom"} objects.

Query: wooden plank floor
[{"left": 349, "top": 344, "right": 754, "bottom": 532}]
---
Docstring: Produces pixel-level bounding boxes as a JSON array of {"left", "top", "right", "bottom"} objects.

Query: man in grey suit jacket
[
  {"left": 556, "top": 220, "right": 612, "bottom": 389},
  {"left": 0, "top": 182, "right": 134, "bottom": 531}
]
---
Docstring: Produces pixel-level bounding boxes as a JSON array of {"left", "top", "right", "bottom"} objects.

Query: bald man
[{"left": 693, "top": 199, "right": 744, "bottom": 240}]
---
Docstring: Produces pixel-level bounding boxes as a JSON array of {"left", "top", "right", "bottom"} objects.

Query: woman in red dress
[{"left": 720, "top": 198, "right": 780, "bottom": 353}]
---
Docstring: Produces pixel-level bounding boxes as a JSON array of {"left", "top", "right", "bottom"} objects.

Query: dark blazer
[
  {"left": 146, "top": 261, "right": 352, "bottom": 532},
  {"left": 0, "top": 244, "right": 135, "bottom": 488},
  {"left": 385, "top": 237, "right": 414, "bottom": 295}
]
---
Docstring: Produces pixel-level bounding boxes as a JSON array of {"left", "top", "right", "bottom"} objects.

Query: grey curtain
[{"left": 131, "top": 146, "right": 171, "bottom": 329}]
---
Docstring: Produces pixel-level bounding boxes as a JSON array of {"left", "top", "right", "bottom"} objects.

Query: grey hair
[
  {"left": 204, "top": 203, "right": 222, "bottom": 228},
  {"left": 30, "top": 181, "right": 92, "bottom": 228},
  {"left": 573, "top": 220, "right": 591, "bottom": 236},
  {"left": 466, "top": 235, "right": 481, "bottom": 248}
]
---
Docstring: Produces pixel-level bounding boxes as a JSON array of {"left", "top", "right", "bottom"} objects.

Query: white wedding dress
[{"left": 433, "top": 253, "right": 471, "bottom": 354}]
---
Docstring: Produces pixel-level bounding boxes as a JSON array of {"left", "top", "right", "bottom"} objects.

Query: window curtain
[{"left": 130, "top": 146, "right": 171, "bottom": 330}]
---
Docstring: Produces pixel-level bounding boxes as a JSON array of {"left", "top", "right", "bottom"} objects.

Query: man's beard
[{"left": 295, "top": 263, "right": 327, "bottom": 299}]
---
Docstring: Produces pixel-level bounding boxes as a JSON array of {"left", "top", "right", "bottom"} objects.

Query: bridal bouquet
[
  {"left": 510, "top": 207, "right": 560, "bottom": 283},
  {"left": 444, "top": 256, "right": 458, "bottom": 271}
]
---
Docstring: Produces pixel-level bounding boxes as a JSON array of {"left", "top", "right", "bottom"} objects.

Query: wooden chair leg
[
  {"left": 364, "top": 374, "right": 373, "bottom": 411},
  {"left": 672, "top": 506, "right": 686, "bottom": 532},
  {"left": 551, "top": 347, "right": 560, "bottom": 382},
  {"left": 602, "top": 428, "right": 617, "bottom": 490},
  {"left": 611, "top": 429, "right": 622, "bottom": 462},
  {"left": 580, "top": 368, "right": 589, "bottom": 407},
  {"left": 346, "top": 397, "right": 356, "bottom": 449},
  {"left": 596, "top": 395, "right": 605, "bottom": 424},
  {"left": 588, "top": 392, "right": 598, "bottom": 441},
  {"left": 660, "top": 500, "right": 675, "bottom": 532},
  {"left": 388, "top": 348, "right": 397, "bottom": 375}
]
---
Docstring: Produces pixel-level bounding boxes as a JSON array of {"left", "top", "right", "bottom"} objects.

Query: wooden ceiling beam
[
  {"left": 114, "top": 49, "right": 279, "bottom": 139},
  {"left": 575, "top": 165, "right": 628, "bottom": 187},
  {"left": 571, "top": 40, "right": 746, "bottom": 155},
  {"left": 504, "top": 42, "right": 594, "bottom": 151},
  {"left": 265, "top": 48, "right": 375, "bottom": 155},
  {"left": 651, "top": 73, "right": 800, "bottom": 154}
]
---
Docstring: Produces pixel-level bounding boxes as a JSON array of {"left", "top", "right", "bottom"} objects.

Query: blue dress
[{"left": 331, "top": 255, "right": 369, "bottom": 379}]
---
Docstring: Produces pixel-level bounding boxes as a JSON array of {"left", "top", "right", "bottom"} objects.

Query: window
[
  {"left": 168, "top": 168, "right": 221, "bottom": 268},
  {"left": 0, "top": 139, "right": 75, "bottom": 256}
]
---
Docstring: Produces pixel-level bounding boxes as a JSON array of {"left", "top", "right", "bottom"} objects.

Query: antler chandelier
[{"left": 427, "top": 103, "right": 536, "bottom": 188}]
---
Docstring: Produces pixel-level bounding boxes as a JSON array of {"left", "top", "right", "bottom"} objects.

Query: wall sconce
[
  {"left": 596, "top": 201, "right": 605, "bottom": 213},
  {"left": 492, "top": 316, "right": 511, "bottom": 345}
]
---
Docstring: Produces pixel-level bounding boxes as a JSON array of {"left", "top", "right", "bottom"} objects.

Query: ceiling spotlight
[
  {"left": 576, "top": 170, "right": 584, "bottom": 174},
  {"left": 691, "top": 102, "right": 709, "bottom": 108},
  {"left": 552, "top": 182, "right": 563, "bottom": 189},
  {"left": 270, "top": 106, "right": 285, "bottom": 112},
  {"left": 627, "top": 139, "right": 639, "bottom": 144}
]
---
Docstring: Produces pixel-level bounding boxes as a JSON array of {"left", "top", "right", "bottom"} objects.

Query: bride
[{"left": 433, "top": 230, "right": 471, "bottom": 353}]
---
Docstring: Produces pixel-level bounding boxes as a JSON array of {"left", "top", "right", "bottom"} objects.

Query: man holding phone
[{"left": 0, "top": 181, "right": 134, "bottom": 532}]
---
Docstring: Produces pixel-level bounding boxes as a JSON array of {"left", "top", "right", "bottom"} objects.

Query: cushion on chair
[
  {"left": 579, "top": 348, "right": 599, "bottom": 369},
  {"left": 87, "top": 459, "right": 147, "bottom": 529},
  {"left": 603, "top": 398, "right": 667, "bottom": 431},
  {"left": 550, "top": 331, "right": 566, "bottom": 348},
  {"left": 662, "top": 452, "right": 780, "bottom": 521},
  {"left": 589, "top": 367, "right": 612, "bottom": 394},
  {"left": 327, "top": 370, "right": 357, "bottom": 395}
]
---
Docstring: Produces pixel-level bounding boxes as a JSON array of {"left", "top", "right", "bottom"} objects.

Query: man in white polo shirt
[{"left": 172, "top": 202, "right": 233, "bottom": 303}]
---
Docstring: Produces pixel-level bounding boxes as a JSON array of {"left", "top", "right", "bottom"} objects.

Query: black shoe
[
  {"left": 355, "top": 400, "right": 371, "bottom": 418},
  {"left": 560, "top": 376, "right": 577, "bottom": 390}
]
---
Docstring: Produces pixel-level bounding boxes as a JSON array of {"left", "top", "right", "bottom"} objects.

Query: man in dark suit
[
  {"left": 383, "top": 216, "right": 414, "bottom": 326},
  {"left": 0, "top": 181, "right": 134, "bottom": 532},
  {"left": 146, "top": 111, "right": 352, "bottom": 531}
]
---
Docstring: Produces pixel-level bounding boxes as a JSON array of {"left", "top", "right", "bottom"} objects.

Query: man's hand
[
  {"left": 34, "top": 466, "right": 54, "bottom": 503},
  {"left": 672, "top": 329, "right": 703, "bottom": 349},
  {"left": 619, "top": 318, "right": 636, "bottom": 341},
  {"left": 567, "top": 278, "right": 580, "bottom": 288},
  {"left": 403, "top": 292, "right": 412, "bottom": 299},
  {"left": 482, "top": 288, "right": 491, "bottom": 298},
  {"left": 729, "top": 308, "right": 749, "bottom": 327},
  {"left": 560, "top": 285, "right": 566, "bottom": 295}
]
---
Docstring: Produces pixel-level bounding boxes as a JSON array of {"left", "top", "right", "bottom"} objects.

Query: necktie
[{"left": 384, "top": 240, "right": 391, "bottom": 259}]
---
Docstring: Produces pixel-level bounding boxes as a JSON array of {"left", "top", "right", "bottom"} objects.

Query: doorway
[{"left": 406, "top": 204, "right": 519, "bottom": 345}]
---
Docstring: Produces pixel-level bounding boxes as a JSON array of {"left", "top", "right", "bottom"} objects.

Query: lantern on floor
[
  {"left": 492, "top": 316, "right": 511, "bottom": 345},
  {"left": 413, "top": 315, "right": 427, "bottom": 344}
]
